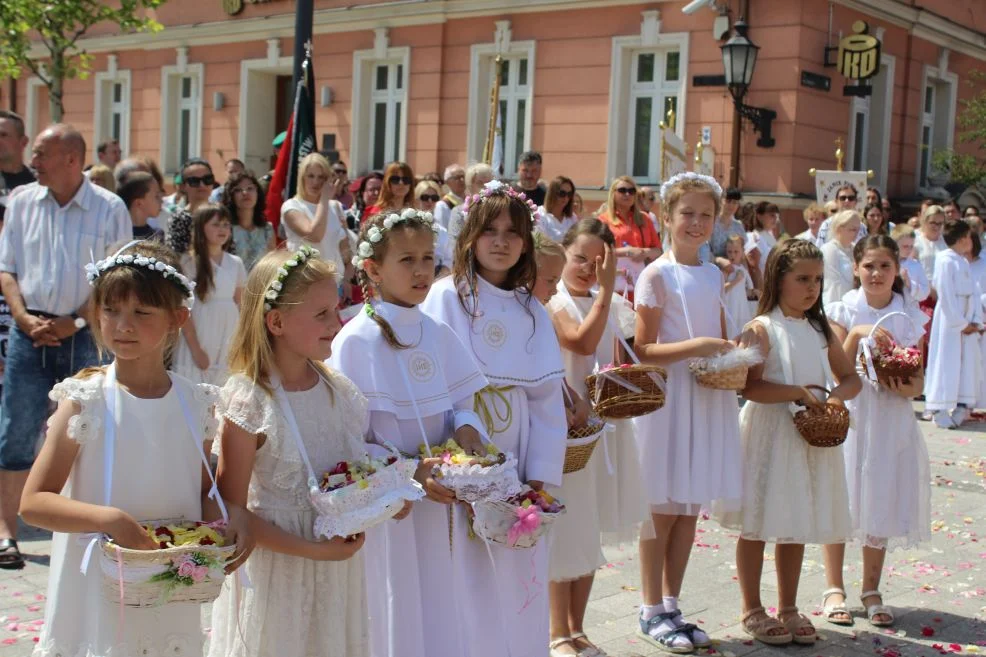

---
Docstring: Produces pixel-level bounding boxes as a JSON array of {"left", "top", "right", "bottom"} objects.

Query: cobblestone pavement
[{"left": 1, "top": 405, "right": 983, "bottom": 656}]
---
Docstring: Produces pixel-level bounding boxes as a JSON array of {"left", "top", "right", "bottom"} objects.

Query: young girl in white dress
[
  {"left": 329, "top": 209, "right": 490, "bottom": 657},
  {"left": 723, "top": 234, "right": 755, "bottom": 339},
  {"left": 21, "top": 241, "right": 252, "bottom": 657},
  {"left": 208, "top": 246, "right": 374, "bottom": 657},
  {"left": 632, "top": 173, "right": 742, "bottom": 654},
  {"left": 821, "top": 234, "right": 930, "bottom": 629},
  {"left": 716, "top": 239, "right": 860, "bottom": 646},
  {"left": 540, "top": 220, "right": 644, "bottom": 657},
  {"left": 175, "top": 204, "right": 246, "bottom": 386},
  {"left": 421, "top": 181, "right": 568, "bottom": 657}
]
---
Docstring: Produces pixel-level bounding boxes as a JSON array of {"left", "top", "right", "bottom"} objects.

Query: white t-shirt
[{"left": 280, "top": 197, "right": 348, "bottom": 276}]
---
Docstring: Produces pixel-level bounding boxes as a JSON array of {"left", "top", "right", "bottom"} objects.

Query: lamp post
[{"left": 721, "top": 18, "right": 776, "bottom": 154}]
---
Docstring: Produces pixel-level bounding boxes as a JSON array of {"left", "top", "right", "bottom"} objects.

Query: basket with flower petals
[
  {"left": 471, "top": 487, "right": 566, "bottom": 549},
  {"left": 100, "top": 519, "right": 236, "bottom": 608},
  {"left": 420, "top": 439, "right": 524, "bottom": 503},
  {"left": 861, "top": 343, "right": 922, "bottom": 385}
]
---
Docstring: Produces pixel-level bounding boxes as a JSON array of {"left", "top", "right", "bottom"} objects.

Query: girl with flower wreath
[
  {"left": 420, "top": 181, "right": 568, "bottom": 657},
  {"left": 820, "top": 234, "right": 930, "bottom": 629},
  {"left": 207, "top": 246, "right": 387, "bottom": 657},
  {"left": 20, "top": 240, "right": 253, "bottom": 657},
  {"left": 329, "top": 207, "right": 491, "bottom": 657}
]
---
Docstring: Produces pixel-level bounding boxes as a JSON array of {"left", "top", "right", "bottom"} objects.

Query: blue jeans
[{"left": 0, "top": 326, "right": 100, "bottom": 470}]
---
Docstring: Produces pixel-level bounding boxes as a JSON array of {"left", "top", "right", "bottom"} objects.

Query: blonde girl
[
  {"left": 723, "top": 234, "right": 755, "bottom": 339},
  {"left": 207, "top": 247, "right": 373, "bottom": 657},
  {"left": 821, "top": 210, "right": 863, "bottom": 306},
  {"left": 22, "top": 241, "right": 251, "bottom": 657},
  {"left": 414, "top": 179, "right": 454, "bottom": 274},
  {"left": 420, "top": 182, "right": 567, "bottom": 657},
  {"left": 632, "top": 173, "right": 741, "bottom": 654},
  {"left": 821, "top": 235, "right": 929, "bottom": 629},
  {"left": 329, "top": 210, "right": 489, "bottom": 657},
  {"left": 914, "top": 205, "right": 947, "bottom": 282},
  {"left": 717, "top": 240, "right": 860, "bottom": 646},
  {"left": 174, "top": 203, "right": 246, "bottom": 386}
]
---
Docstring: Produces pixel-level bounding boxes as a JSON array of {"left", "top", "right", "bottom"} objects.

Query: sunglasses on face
[
  {"left": 838, "top": 195, "right": 857, "bottom": 202},
  {"left": 419, "top": 194, "right": 439, "bottom": 203},
  {"left": 184, "top": 175, "right": 215, "bottom": 187},
  {"left": 617, "top": 187, "right": 637, "bottom": 195},
  {"left": 389, "top": 175, "right": 413, "bottom": 185},
  {"left": 557, "top": 189, "right": 573, "bottom": 199}
]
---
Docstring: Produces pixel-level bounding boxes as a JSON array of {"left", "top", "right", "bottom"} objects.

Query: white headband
[
  {"left": 85, "top": 240, "right": 196, "bottom": 309},
  {"left": 352, "top": 208, "right": 438, "bottom": 271},
  {"left": 659, "top": 172, "right": 723, "bottom": 203}
]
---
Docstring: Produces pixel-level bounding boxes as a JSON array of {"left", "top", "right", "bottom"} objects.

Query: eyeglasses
[
  {"left": 389, "top": 175, "right": 413, "bottom": 185},
  {"left": 233, "top": 186, "right": 257, "bottom": 195},
  {"left": 557, "top": 189, "right": 573, "bottom": 199},
  {"left": 616, "top": 187, "right": 637, "bottom": 195},
  {"left": 838, "top": 195, "right": 857, "bottom": 202},
  {"left": 419, "top": 194, "right": 439, "bottom": 203},
  {"left": 184, "top": 175, "right": 215, "bottom": 188}
]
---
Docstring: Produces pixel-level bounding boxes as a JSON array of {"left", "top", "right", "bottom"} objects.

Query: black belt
[{"left": 26, "top": 309, "right": 60, "bottom": 320}]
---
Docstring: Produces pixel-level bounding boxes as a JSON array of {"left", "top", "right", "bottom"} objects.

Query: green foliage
[
  {"left": 932, "top": 70, "right": 986, "bottom": 187},
  {"left": 0, "top": 0, "right": 165, "bottom": 120}
]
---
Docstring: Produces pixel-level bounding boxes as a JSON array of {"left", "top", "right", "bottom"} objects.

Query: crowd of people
[{"left": 0, "top": 108, "right": 978, "bottom": 657}]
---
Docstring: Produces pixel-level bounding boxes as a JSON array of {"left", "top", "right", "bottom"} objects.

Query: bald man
[{"left": 0, "top": 124, "right": 130, "bottom": 567}]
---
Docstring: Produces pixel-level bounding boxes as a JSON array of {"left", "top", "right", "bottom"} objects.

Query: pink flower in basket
[
  {"left": 507, "top": 505, "right": 541, "bottom": 546},
  {"left": 190, "top": 565, "right": 209, "bottom": 583},
  {"left": 176, "top": 557, "right": 196, "bottom": 579}
]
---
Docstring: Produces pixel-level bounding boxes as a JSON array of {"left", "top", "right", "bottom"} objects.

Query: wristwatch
[{"left": 72, "top": 314, "right": 87, "bottom": 330}]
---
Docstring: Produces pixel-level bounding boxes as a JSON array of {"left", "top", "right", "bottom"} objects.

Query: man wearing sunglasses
[
  {"left": 817, "top": 183, "right": 866, "bottom": 244},
  {"left": 165, "top": 158, "right": 217, "bottom": 254}
]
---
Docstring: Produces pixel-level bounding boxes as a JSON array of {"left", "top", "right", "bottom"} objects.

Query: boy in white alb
[
  {"left": 925, "top": 219, "right": 982, "bottom": 428},
  {"left": 892, "top": 224, "right": 930, "bottom": 303}
]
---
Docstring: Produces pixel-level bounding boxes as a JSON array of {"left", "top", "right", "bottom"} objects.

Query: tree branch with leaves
[
  {"left": 0, "top": 0, "right": 165, "bottom": 122},
  {"left": 932, "top": 69, "right": 986, "bottom": 188}
]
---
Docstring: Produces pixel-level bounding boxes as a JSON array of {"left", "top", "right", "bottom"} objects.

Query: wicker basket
[
  {"left": 563, "top": 418, "right": 606, "bottom": 474},
  {"left": 471, "top": 498, "right": 565, "bottom": 549},
  {"left": 793, "top": 386, "right": 850, "bottom": 447},
  {"left": 859, "top": 351, "right": 922, "bottom": 386},
  {"left": 690, "top": 364, "right": 749, "bottom": 391},
  {"left": 99, "top": 519, "right": 235, "bottom": 608},
  {"left": 585, "top": 365, "right": 667, "bottom": 420}
]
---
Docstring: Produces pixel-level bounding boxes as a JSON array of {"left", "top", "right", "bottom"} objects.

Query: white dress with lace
[
  {"left": 207, "top": 371, "right": 369, "bottom": 657},
  {"left": 715, "top": 308, "right": 852, "bottom": 544},
  {"left": 34, "top": 371, "right": 219, "bottom": 657}
]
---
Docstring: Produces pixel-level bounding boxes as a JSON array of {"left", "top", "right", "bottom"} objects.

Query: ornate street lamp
[{"left": 721, "top": 19, "right": 776, "bottom": 148}]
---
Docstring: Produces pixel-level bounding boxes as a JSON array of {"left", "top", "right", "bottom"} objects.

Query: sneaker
[{"left": 933, "top": 411, "right": 957, "bottom": 429}]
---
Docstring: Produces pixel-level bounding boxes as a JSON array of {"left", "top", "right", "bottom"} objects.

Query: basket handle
[
  {"left": 861, "top": 311, "right": 919, "bottom": 382},
  {"left": 798, "top": 384, "right": 831, "bottom": 407}
]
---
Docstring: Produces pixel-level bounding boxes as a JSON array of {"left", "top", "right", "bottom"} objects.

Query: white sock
[
  {"left": 663, "top": 596, "right": 678, "bottom": 612},
  {"left": 641, "top": 603, "right": 664, "bottom": 621}
]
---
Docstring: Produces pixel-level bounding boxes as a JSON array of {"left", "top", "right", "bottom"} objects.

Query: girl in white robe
[
  {"left": 724, "top": 234, "right": 755, "bottom": 339},
  {"left": 330, "top": 209, "right": 490, "bottom": 657},
  {"left": 822, "top": 235, "right": 931, "bottom": 629},
  {"left": 421, "top": 182, "right": 567, "bottom": 657},
  {"left": 925, "top": 220, "right": 981, "bottom": 428}
]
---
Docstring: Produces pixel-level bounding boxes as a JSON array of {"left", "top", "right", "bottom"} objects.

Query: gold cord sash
[{"left": 473, "top": 385, "right": 516, "bottom": 437}]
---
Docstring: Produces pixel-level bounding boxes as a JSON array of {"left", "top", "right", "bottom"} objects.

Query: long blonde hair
[
  {"left": 295, "top": 153, "right": 332, "bottom": 201},
  {"left": 228, "top": 249, "right": 339, "bottom": 393},
  {"left": 604, "top": 176, "right": 643, "bottom": 227}
]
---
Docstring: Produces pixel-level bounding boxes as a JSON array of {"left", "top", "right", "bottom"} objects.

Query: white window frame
[
  {"left": 606, "top": 14, "right": 688, "bottom": 186},
  {"left": 626, "top": 49, "right": 683, "bottom": 183},
  {"left": 845, "top": 54, "right": 894, "bottom": 193},
  {"left": 93, "top": 69, "right": 132, "bottom": 161},
  {"left": 160, "top": 62, "right": 205, "bottom": 175},
  {"left": 368, "top": 61, "right": 406, "bottom": 171},
  {"left": 351, "top": 36, "right": 410, "bottom": 174},
  {"left": 916, "top": 64, "right": 958, "bottom": 194},
  {"left": 466, "top": 41, "right": 536, "bottom": 176},
  {"left": 22, "top": 77, "right": 46, "bottom": 162}
]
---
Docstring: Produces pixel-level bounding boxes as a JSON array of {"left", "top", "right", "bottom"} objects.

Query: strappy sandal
[
  {"left": 741, "top": 607, "right": 792, "bottom": 646},
  {"left": 571, "top": 632, "right": 606, "bottom": 657},
  {"left": 861, "top": 590, "right": 894, "bottom": 627},
  {"left": 550, "top": 637, "right": 578, "bottom": 657},
  {"left": 639, "top": 610, "right": 696, "bottom": 654},
  {"left": 822, "top": 587, "right": 854, "bottom": 626},
  {"left": 778, "top": 606, "right": 817, "bottom": 645},
  {"left": 666, "top": 609, "right": 712, "bottom": 649},
  {"left": 0, "top": 539, "right": 25, "bottom": 570}
]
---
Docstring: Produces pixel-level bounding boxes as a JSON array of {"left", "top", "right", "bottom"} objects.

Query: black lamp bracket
[{"left": 735, "top": 101, "right": 776, "bottom": 148}]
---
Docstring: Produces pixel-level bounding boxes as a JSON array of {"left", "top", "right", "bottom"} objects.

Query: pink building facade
[{"left": 2, "top": 0, "right": 984, "bottom": 225}]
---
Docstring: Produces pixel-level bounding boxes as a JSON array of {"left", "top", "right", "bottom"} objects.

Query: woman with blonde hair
[
  {"left": 280, "top": 152, "right": 354, "bottom": 302},
  {"left": 413, "top": 179, "right": 453, "bottom": 273},
  {"left": 365, "top": 161, "right": 415, "bottom": 219},
  {"left": 86, "top": 164, "right": 115, "bottom": 193},
  {"left": 821, "top": 209, "right": 862, "bottom": 306},
  {"left": 598, "top": 176, "right": 661, "bottom": 300}
]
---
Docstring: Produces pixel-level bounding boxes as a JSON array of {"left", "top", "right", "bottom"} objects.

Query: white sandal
[
  {"left": 861, "top": 590, "right": 894, "bottom": 627},
  {"left": 550, "top": 637, "right": 579, "bottom": 657},
  {"left": 821, "top": 587, "right": 853, "bottom": 626},
  {"left": 571, "top": 632, "right": 606, "bottom": 657}
]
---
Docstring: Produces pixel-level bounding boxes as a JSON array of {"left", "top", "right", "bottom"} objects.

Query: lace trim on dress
[
  {"left": 49, "top": 373, "right": 106, "bottom": 445},
  {"left": 633, "top": 263, "right": 665, "bottom": 310},
  {"left": 34, "top": 631, "right": 201, "bottom": 657}
]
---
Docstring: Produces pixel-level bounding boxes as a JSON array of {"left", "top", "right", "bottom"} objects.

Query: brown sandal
[
  {"left": 778, "top": 606, "right": 817, "bottom": 645},
  {"left": 741, "top": 607, "right": 792, "bottom": 645}
]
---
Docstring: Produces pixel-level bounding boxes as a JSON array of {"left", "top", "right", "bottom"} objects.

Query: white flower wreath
[
  {"left": 658, "top": 172, "right": 723, "bottom": 202},
  {"left": 264, "top": 244, "right": 320, "bottom": 312},
  {"left": 352, "top": 209, "right": 439, "bottom": 271},
  {"left": 85, "top": 240, "right": 196, "bottom": 309}
]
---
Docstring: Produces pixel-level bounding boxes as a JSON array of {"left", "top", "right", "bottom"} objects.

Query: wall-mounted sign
[
  {"left": 824, "top": 20, "right": 881, "bottom": 97},
  {"left": 222, "top": 0, "right": 275, "bottom": 16},
  {"left": 800, "top": 70, "right": 832, "bottom": 92}
]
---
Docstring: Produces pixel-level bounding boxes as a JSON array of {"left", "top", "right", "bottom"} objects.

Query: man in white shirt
[
  {"left": 0, "top": 125, "right": 130, "bottom": 568},
  {"left": 434, "top": 164, "right": 465, "bottom": 229}
]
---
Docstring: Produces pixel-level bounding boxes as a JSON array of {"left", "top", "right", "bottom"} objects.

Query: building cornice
[
  {"left": 25, "top": 0, "right": 664, "bottom": 57},
  {"left": 833, "top": 0, "right": 986, "bottom": 62}
]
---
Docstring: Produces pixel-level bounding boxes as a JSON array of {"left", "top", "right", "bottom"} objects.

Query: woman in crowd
[
  {"left": 365, "top": 161, "right": 415, "bottom": 219},
  {"left": 345, "top": 172, "right": 384, "bottom": 230},
  {"left": 538, "top": 176, "right": 578, "bottom": 243},
  {"left": 222, "top": 171, "right": 274, "bottom": 271},
  {"left": 598, "top": 175, "right": 662, "bottom": 301}
]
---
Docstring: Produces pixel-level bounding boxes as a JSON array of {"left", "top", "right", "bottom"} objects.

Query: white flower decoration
[
  {"left": 401, "top": 208, "right": 417, "bottom": 220},
  {"left": 277, "top": 267, "right": 290, "bottom": 278},
  {"left": 285, "top": 259, "right": 298, "bottom": 267},
  {"left": 383, "top": 215, "right": 396, "bottom": 230},
  {"left": 368, "top": 226, "right": 383, "bottom": 243},
  {"left": 85, "top": 240, "right": 196, "bottom": 310},
  {"left": 265, "top": 289, "right": 278, "bottom": 300},
  {"left": 484, "top": 180, "right": 506, "bottom": 192},
  {"left": 271, "top": 280, "right": 283, "bottom": 291},
  {"left": 358, "top": 242, "right": 373, "bottom": 258}
]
